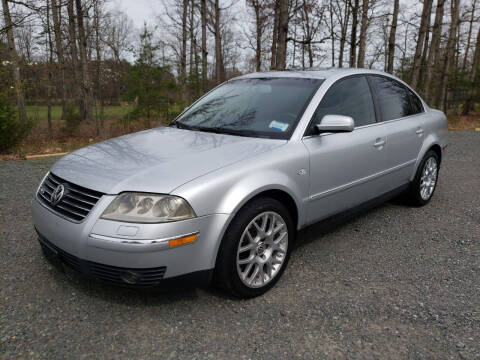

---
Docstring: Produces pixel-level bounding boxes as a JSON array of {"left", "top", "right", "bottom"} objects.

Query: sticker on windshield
[{"left": 269, "top": 120, "right": 289, "bottom": 132}]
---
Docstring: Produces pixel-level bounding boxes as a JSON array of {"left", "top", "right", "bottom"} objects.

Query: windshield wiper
[
  {"left": 172, "top": 122, "right": 260, "bottom": 138},
  {"left": 170, "top": 121, "right": 200, "bottom": 131},
  {"left": 194, "top": 126, "right": 257, "bottom": 138}
]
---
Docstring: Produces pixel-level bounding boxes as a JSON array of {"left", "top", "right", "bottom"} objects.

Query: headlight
[{"left": 100, "top": 193, "right": 196, "bottom": 223}]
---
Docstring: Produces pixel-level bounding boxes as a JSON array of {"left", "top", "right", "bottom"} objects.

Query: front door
[{"left": 302, "top": 75, "right": 388, "bottom": 225}]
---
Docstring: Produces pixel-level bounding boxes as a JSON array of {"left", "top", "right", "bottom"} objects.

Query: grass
[
  {"left": 25, "top": 105, "right": 133, "bottom": 123},
  {"left": 0, "top": 104, "right": 169, "bottom": 160}
]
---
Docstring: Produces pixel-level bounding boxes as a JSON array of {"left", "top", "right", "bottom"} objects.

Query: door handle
[
  {"left": 373, "top": 138, "right": 386, "bottom": 148},
  {"left": 416, "top": 128, "right": 424, "bottom": 135}
]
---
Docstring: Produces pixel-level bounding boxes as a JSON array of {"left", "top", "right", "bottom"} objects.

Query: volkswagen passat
[{"left": 33, "top": 69, "right": 448, "bottom": 298}]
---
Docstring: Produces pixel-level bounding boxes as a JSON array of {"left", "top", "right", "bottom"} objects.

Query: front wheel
[
  {"left": 214, "top": 197, "right": 294, "bottom": 298},
  {"left": 406, "top": 150, "right": 440, "bottom": 206}
]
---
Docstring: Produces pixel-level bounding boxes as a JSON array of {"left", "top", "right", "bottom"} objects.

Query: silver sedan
[{"left": 32, "top": 68, "right": 448, "bottom": 298}]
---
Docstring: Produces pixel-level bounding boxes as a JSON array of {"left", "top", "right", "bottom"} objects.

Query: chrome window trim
[{"left": 300, "top": 72, "right": 428, "bottom": 140}]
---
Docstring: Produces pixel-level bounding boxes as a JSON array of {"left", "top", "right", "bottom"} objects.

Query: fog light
[
  {"left": 120, "top": 271, "right": 140, "bottom": 284},
  {"left": 169, "top": 234, "right": 198, "bottom": 248}
]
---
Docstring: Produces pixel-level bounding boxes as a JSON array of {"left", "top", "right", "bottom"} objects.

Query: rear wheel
[
  {"left": 215, "top": 197, "right": 294, "bottom": 298},
  {"left": 406, "top": 150, "right": 440, "bottom": 206}
]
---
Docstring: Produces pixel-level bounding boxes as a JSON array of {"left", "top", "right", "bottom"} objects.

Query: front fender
[
  {"left": 171, "top": 141, "right": 309, "bottom": 226},
  {"left": 171, "top": 142, "right": 310, "bottom": 268}
]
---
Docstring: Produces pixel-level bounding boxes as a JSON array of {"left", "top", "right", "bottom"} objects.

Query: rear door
[
  {"left": 302, "top": 75, "right": 389, "bottom": 224},
  {"left": 368, "top": 75, "right": 425, "bottom": 191}
]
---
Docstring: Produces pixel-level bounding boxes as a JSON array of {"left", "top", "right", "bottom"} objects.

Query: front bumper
[
  {"left": 32, "top": 196, "right": 230, "bottom": 283},
  {"left": 38, "top": 232, "right": 213, "bottom": 287}
]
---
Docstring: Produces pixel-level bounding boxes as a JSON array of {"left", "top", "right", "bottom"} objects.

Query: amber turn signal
[{"left": 169, "top": 234, "right": 198, "bottom": 248}]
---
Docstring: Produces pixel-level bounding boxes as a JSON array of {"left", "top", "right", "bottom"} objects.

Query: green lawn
[{"left": 25, "top": 105, "right": 132, "bottom": 122}]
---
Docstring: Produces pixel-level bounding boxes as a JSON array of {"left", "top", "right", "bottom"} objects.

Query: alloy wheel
[
  {"left": 420, "top": 157, "right": 438, "bottom": 200},
  {"left": 236, "top": 211, "right": 288, "bottom": 288}
]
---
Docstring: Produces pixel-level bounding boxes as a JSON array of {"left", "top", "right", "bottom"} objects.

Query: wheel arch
[
  {"left": 429, "top": 144, "right": 442, "bottom": 165},
  {"left": 411, "top": 135, "right": 443, "bottom": 181},
  {"left": 211, "top": 185, "right": 302, "bottom": 269}
]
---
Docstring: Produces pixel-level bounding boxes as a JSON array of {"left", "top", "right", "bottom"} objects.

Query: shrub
[
  {"left": 63, "top": 104, "right": 82, "bottom": 135},
  {"left": 0, "top": 92, "right": 30, "bottom": 153}
]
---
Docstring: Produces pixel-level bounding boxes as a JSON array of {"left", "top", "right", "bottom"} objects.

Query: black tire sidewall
[{"left": 215, "top": 197, "right": 294, "bottom": 298}]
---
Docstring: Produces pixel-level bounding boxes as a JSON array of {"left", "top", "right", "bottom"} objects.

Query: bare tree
[
  {"left": 180, "top": 0, "right": 188, "bottom": 99},
  {"left": 213, "top": 0, "right": 225, "bottom": 82},
  {"left": 435, "top": 0, "right": 460, "bottom": 111},
  {"left": 356, "top": 0, "right": 369, "bottom": 68},
  {"left": 423, "top": 0, "right": 445, "bottom": 103},
  {"left": 462, "top": 26, "right": 480, "bottom": 115},
  {"left": 270, "top": 0, "right": 279, "bottom": 69},
  {"left": 275, "top": 0, "right": 289, "bottom": 69},
  {"left": 461, "top": 0, "right": 478, "bottom": 72},
  {"left": 51, "top": 0, "right": 66, "bottom": 118},
  {"left": 67, "top": 0, "right": 80, "bottom": 108},
  {"left": 103, "top": 10, "right": 133, "bottom": 62},
  {"left": 332, "top": 0, "right": 350, "bottom": 68},
  {"left": 247, "top": 0, "right": 269, "bottom": 71},
  {"left": 349, "top": 0, "right": 359, "bottom": 67},
  {"left": 386, "top": 0, "right": 399, "bottom": 74},
  {"left": 1, "top": 0, "right": 27, "bottom": 124},
  {"left": 410, "top": 0, "right": 433, "bottom": 89},
  {"left": 200, "top": 0, "right": 207, "bottom": 90}
]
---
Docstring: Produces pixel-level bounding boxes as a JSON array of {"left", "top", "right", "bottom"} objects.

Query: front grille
[
  {"left": 39, "top": 235, "right": 167, "bottom": 286},
  {"left": 37, "top": 172, "right": 104, "bottom": 222}
]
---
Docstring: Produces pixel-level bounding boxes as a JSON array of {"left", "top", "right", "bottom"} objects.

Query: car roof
[{"left": 233, "top": 68, "right": 396, "bottom": 81}]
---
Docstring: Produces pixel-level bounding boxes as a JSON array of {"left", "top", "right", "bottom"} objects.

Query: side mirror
[{"left": 315, "top": 115, "right": 355, "bottom": 134}]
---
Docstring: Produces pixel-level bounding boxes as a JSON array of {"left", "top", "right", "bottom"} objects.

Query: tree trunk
[
  {"left": 270, "top": 0, "right": 279, "bottom": 69},
  {"left": 200, "top": 0, "right": 207, "bottom": 91},
  {"left": 329, "top": 0, "right": 335, "bottom": 67},
  {"left": 275, "top": 0, "right": 289, "bottom": 70},
  {"left": 462, "top": 0, "right": 477, "bottom": 73},
  {"left": 254, "top": 1, "right": 262, "bottom": 71},
  {"left": 302, "top": 0, "right": 313, "bottom": 68},
  {"left": 338, "top": 1, "right": 350, "bottom": 68},
  {"left": 418, "top": 10, "right": 431, "bottom": 90},
  {"left": 180, "top": 0, "right": 188, "bottom": 100},
  {"left": 46, "top": 0, "right": 54, "bottom": 134},
  {"left": 67, "top": 0, "right": 80, "bottom": 108},
  {"left": 75, "top": 0, "right": 94, "bottom": 122},
  {"left": 349, "top": 0, "right": 359, "bottom": 68},
  {"left": 356, "top": 0, "right": 369, "bottom": 68},
  {"left": 462, "top": 27, "right": 480, "bottom": 115},
  {"left": 410, "top": 0, "right": 433, "bottom": 89},
  {"left": 386, "top": 0, "right": 399, "bottom": 74},
  {"left": 93, "top": 0, "right": 103, "bottom": 134},
  {"left": 51, "top": 0, "right": 67, "bottom": 119},
  {"left": 214, "top": 0, "right": 225, "bottom": 83},
  {"left": 423, "top": 0, "right": 445, "bottom": 103},
  {"left": 1, "top": 0, "right": 27, "bottom": 125},
  {"left": 435, "top": 0, "right": 459, "bottom": 112}
]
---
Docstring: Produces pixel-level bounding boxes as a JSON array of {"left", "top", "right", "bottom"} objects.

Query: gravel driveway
[{"left": 1, "top": 131, "right": 479, "bottom": 359}]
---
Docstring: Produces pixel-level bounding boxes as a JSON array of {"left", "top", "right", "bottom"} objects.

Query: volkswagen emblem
[{"left": 50, "top": 184, "right": 65, "bottom": 206}]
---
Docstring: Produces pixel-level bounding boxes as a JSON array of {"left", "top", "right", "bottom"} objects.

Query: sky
[{"left": 109, "top": 0, "right": 158, "bottom": 27}]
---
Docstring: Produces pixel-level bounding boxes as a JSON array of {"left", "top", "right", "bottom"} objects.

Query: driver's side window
[{"left": 307, "top": 75, "right": 376, "bottom": 135}]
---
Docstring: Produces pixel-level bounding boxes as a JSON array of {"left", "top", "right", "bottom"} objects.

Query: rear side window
[
  {"left": 308, "top": 76, "right": 376, "bottom": 134},
  {"left": 406, "top": 87, "right": 424, "bottom": 115},
  {"left": 369, "top": 76, "right": 411, "bottom": 121}
]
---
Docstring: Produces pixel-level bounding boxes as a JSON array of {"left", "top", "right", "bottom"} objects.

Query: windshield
[{"left": 172, "top": 77, "right": 323, "bottom": 139}]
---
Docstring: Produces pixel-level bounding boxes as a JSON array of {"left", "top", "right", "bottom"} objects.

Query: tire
[
  {"left": 406, "top": 150, "right": 440, "bottom": 207},
  {"left": 214, "top": 197, "right": 295, "bottom": 298}
]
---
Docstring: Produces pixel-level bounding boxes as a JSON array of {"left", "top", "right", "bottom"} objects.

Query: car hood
[{"left": 51, "top": 127, "right": 286, "bottom": 194}]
